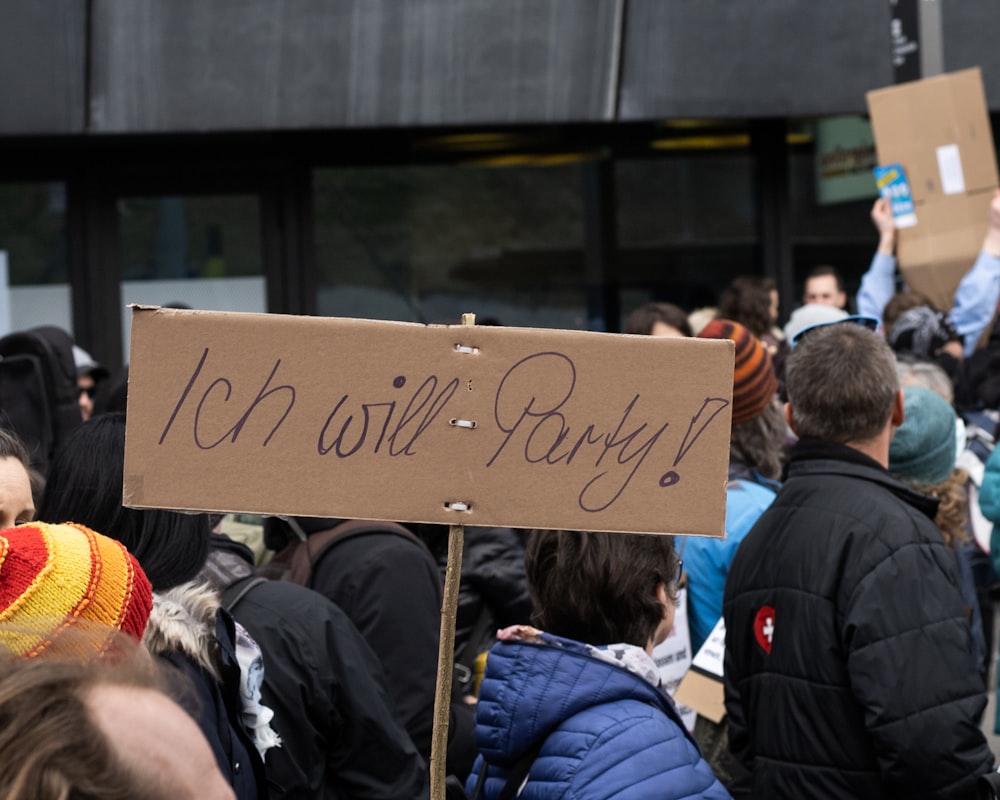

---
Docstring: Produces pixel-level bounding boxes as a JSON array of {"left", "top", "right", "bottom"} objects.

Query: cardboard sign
[
  {"left": 675, "top": 616, "right": 726, "bottom": 723},
  {"left": 123, "top": 307, "right": 734, "bottom": 536},
  {"left": 866, "top": 68, "right": 999, "bottom": 311}
]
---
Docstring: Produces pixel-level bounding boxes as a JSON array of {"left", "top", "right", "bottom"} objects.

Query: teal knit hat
[{"left": 888, "top": 386, "right": 957, "bottom": 485}]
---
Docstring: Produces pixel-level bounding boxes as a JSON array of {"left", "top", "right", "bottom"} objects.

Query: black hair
[{"left": 36, "top": 413, "right": 210, "bottom": 591}]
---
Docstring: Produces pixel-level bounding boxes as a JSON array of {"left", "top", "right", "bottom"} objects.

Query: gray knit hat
[{"left": 888, "top": 386, "right": 957, "bottom": 485}]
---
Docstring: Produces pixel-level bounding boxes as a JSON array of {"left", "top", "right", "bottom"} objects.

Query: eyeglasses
[{"left": 76, "top": 386, "right": 96, "bottom": 400}]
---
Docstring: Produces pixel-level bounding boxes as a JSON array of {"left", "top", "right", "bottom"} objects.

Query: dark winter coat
[
  {"left": 144, "top": 581, "right": 269, "bottom": 800},
  {"left": 723, "top": 439, "right": 993, "bottom": 799},
  {"left": 414, "top": 524, "right": 532, "bottom": 668},
  {"left": 204, "top": 536, "right": 429, "bottom": 800}
]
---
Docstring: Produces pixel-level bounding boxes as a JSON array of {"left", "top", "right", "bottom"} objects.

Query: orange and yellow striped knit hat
[
  {"left": 0, "top": 522, "right": 153, "bottom": 658},
  {"left": 697, "top": 319, "right": 778, "bottom": 425}
]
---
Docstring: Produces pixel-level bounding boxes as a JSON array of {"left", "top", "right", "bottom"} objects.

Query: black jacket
[
  {"left": 262, "top": 516, "right": 479, "bottom": 779},
  {"left": 723, "top": 439, "right": 993, "bottom": 800},
  {"left": 204, "top": 536, "right": 429, "bottom": 800},
  {"left": 144, "top": 581, "right": 269, "bottom": 800},
  {"left": 414, "top": 524, "right": 532, "bottom": 668}
]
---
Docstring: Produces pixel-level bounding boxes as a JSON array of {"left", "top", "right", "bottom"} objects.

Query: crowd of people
[{"left": 2, "top": 192, "right": 1000, "bottom": 799}]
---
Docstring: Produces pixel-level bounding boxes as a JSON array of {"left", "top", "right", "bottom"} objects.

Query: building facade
[{"left": 2, "top": 1, "right": 999, "bottom": 371}]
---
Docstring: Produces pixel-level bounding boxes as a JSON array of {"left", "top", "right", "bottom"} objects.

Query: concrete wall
[
  {"left": 3, "top": 1, "right": 1000, "bottom": 136},
  {"left": 0, "top": 2, "right": 86, "bottom": 134}
]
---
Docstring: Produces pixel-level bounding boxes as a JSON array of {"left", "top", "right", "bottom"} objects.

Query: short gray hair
[
  {"left": 785, "top": 323, "right": 898, "bottom": 443},
  {"left": 896, "top": 356, "right": 953, "bottom": 404}
]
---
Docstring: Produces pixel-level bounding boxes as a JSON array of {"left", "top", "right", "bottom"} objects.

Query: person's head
[
  {"left": 525, "top": 530, "right": 679, "bottom": 650},
  {"left": 785, "top": 322, "right": 899, "bottom": 445},
  {"left": 0, "top": 645, "right": 235, "bottom": 800},
  {"left": 697, "top": 319, "right": 778, "bottom": 426},
  {"left": 623, "top": 302, "right": 693, "bottom": 338},
  {"left": 0, "top": 522, "right": 152, "bottom": 660},
  {"left": 0, "top": 429, "right": 34, "bottom": 530},
  {"left": 888, "top": 386, "right": 967, "bottom": 546},
  {"left": 783, "top": 303, "right": 848, "bottom": 344},
  {"left": 889, "top": 386, "right": 957, "bottom": 486},
  {"left": 730, "top": 401, "right": 787, "bottom": 481},
  {"left": 686, "top": 306, "right": 718, "bottom": 336},
  {"left": 881, "top": 291, "right": 933, "bottom": 340},
  {"left": 37, "top": 413, "right": 210, "bottom": 591},
  {"left": 802, "top": 266, "right": 847, "bottom": 309},
  {"left": 888, "top": 306, "right": 964, "bottom": 362},
  {"left": 718, "top": 276, "right": 779, "bottom": 337},
  {"left": 73, "top": 346, "right": 109, "bottom": 423},
  {"left": 896, "top": 356, "right": 954, "bottom": 404}
]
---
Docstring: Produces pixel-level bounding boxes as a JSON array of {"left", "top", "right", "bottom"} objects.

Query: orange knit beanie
[
  {"left": 697, "top": 319, "right": 778, "bottom": 425},
  {"left": 0, "top": 522, "right": 153, "bottom": 658}
]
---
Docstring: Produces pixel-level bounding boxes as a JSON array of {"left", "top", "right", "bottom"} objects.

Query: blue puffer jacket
[{"left": 466, "top": 635, "right": 730, "bottom": 800}]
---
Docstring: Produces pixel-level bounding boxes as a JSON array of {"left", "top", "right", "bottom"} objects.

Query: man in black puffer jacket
[{"left": 723, "top": 321, "right": 994, "bottom": 799}]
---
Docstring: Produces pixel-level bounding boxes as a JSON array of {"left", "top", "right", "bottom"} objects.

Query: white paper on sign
[
  {"left": 691, "top": 617, "right": 726, "bottom": 677},
  {"left": 936, "top": 144, "right": 966, "bottom": 195},
  {"left": 652, "top": 587, "right": 696, "bottom": 731}
]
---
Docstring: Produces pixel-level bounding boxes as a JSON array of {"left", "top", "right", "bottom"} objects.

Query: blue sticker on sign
[{"left": 873, "top": 164, "right": 917, "bottom": 228}]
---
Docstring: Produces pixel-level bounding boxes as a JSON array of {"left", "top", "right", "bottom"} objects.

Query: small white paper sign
[
  {"left": 692, "top": 617, "right": 726, "bottom": 677},
  {"left": 653, "top": 586, "right": 696, "bottom": 731},
  {"left": 937, "top": 144, "right": 967, "bottom": 195}
]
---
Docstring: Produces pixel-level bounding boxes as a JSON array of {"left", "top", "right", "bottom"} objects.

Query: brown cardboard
[
  {"left": 866, "top": 68, "right": 998, "bottom": 311},
  {"left": 675, "top": 616, "right": 727, "bottom": 723},
  {"left": 674, "top": 669, "right": 725, "bottom": 724},
  {"left": 123, "top": 307, "right": 734, "bottom": 536}
]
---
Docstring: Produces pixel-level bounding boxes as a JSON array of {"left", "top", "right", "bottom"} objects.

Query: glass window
[
  {"left": 790, "top": 116, "right": 881, "bottom": 309},
  {"left": 118, "top": 195, "right": 266, "bottom": 360},
  {"left": 313, "top": 164, "right": 586, "bottom": 329},
  {"left": 0, "top": 182, "right": 70, "bottom": 336},
  {"left": 615, "top": 154, "right": 756, "bottom": 326}
]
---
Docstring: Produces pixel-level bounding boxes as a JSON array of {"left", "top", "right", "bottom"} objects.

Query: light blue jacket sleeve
[
  {"left": 856, "top": 252, "right": 897, "bottom": 322},
  {"left": 950, "top": 250, "right": 1000, "bottom": 356},
  {"left": 857, "top": 249, "right": 1000, "bottom": 355}
]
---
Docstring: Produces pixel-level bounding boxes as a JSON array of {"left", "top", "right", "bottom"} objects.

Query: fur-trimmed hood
[{"left": 143, "top": 579, "right": 222, "bottom": 679}]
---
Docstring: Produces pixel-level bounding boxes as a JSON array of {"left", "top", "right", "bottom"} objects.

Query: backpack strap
[
  {"left": 221, "top": 575, "right": 268, "bottom": 613},
  {"left": 272, "top": 519, "right": 423, "bottom": 587},
  {"left": 468, "top": 738, "right": 545, "bottom": 800},
  {"left": 455, "top": 605, "right": 494, "bottom": 694}
]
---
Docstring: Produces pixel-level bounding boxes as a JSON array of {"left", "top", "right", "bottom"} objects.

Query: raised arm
[
  {"left": 950, "top": 190, "right": 1000, "bottom": 356},
  {"left": 857, "top": 198, "right": 898, "bottom": 322}
]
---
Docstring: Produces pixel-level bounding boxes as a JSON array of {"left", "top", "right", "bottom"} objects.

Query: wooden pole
[
  {"left": 429, "top": 312, "right": 475, "bottom": 800},
  {"left": 429, "top": 523, "right": 465, "bottom": 799}
]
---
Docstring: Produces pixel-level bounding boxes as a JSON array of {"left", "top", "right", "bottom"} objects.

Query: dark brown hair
[
  {"left": 804, "top": 264, "right": 844, "bottom": 293},
  {"left": 718, "top": 276, "right": 776, "bottom": 339},
  {"left": 525, "top": 529, "right": 678, "bottom": 647},
  {"left": 623, "top": 302, "right": 693, "bottom": 337}
]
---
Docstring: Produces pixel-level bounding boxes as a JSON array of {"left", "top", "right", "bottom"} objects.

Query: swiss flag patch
[{"left": 754, "top": 606, "right": 775, "bottom": 654}]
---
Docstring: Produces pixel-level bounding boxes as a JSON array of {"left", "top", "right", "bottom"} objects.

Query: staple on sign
[
  {"left": 453, "top": 344, "right": 479, "bottom": 355},
  {"left": 449, "top": 418, "right": 477, "bottom": 429},
  {"left": 444, "top": 501, "right": 472, "bottom": 512}
]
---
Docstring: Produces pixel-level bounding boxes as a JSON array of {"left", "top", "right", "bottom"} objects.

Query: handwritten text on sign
[{"left": 124, "top": 308, "right": 734, "bottom": 535}]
